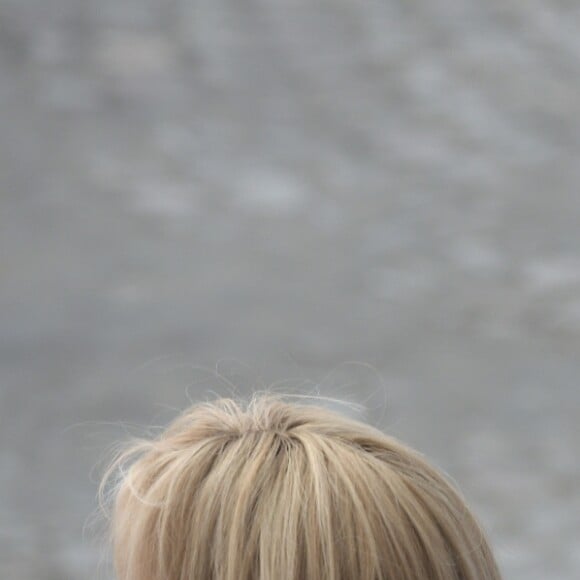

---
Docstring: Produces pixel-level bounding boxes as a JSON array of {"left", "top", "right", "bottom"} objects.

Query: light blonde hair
[{"left": 99, "top": 392, "right": 501, "bottom": 580}]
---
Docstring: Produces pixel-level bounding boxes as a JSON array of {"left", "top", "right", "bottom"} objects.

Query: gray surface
[{"left": 1, "top": 1, "right": 580, "bottom": 578}]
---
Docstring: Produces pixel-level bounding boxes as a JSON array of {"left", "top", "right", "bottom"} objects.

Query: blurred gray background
[{"left": 1, "top": 1, "right": 579, "bottom": 578}]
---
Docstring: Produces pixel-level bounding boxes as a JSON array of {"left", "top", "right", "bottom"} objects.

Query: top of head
[{"left": 102, "top": 392, "right": 501, "bottom": 580}]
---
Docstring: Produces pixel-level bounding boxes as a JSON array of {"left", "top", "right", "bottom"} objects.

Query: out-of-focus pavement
[{"left": 1, "top": 1, "right": 580, "bottom": 578}]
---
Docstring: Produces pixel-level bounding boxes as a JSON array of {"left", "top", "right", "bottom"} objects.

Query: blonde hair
[{"left": 99, "top": 393, "right": 501, "bottom": 580}]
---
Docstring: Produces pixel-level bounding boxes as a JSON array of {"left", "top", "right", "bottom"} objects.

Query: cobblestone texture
[{"left": 1, "top": 1, "right": 579, "bottom": 578}]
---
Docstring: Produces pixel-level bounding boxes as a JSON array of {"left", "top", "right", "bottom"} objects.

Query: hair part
[{"left": 99, "top": 392, "right": 501, "bottom": 580}]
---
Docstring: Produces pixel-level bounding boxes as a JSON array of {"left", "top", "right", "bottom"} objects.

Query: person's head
[{"left": 99, "top": 392, "right": 501, "bottom": 580}]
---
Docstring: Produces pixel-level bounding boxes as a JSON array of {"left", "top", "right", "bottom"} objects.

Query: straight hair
[{"left": 99, "top": 392, "right": 502, "bottom": 580}]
